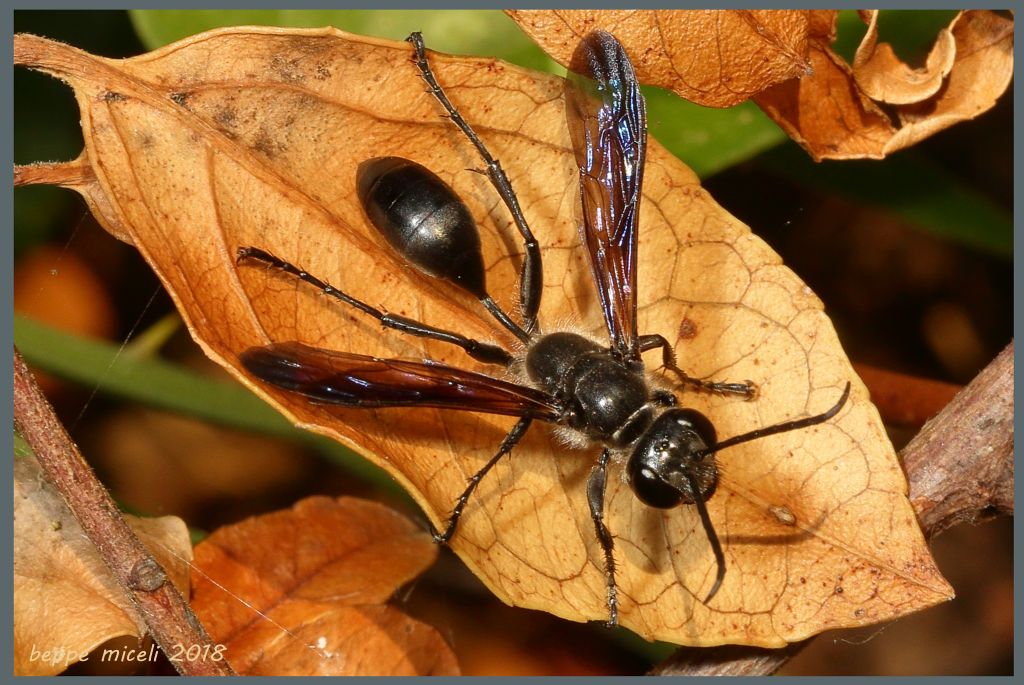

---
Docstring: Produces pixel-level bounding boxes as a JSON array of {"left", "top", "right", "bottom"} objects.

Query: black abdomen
[{"left": 357, "top": 157, "right": 487, "bottom": 299}]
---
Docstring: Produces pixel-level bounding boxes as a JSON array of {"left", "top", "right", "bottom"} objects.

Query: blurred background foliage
[{"left": 13, "top": 10, "right": 1012, "bottom": 676}]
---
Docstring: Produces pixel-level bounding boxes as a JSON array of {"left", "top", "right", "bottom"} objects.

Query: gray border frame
[{"left": 6, "top": 2, "right": 1018, "bottom": 682}]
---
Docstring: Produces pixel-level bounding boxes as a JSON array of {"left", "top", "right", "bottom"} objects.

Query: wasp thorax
[
  {"left": 526, "top": 332, "right": 601, "bottom": 389},
  {"left": 526, "top": 332, "right": 652, "bottom": 445}
]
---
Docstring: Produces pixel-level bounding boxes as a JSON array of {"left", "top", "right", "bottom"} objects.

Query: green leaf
[
  {"left": 647, "top": 92, "right": 787, "bottom": 178},
  {"left": 13, "top": 433, "right": 33, "bottom": 461}
]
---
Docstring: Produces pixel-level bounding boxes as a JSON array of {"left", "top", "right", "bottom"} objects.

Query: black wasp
[{"left": 237, "top": 30, "right": 850, "bottom": 626}]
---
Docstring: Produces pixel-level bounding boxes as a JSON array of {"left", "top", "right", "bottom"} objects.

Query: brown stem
[
  {"left": 14, "top": 157, "right": 94, "bottom": 187},
  {"left": 903, "top": 342, "right": 1014, "bottom": 535},
  {"left": 13, "top": 347, "right": 235, "bottom": 676},
  {"left": 652, "top": 342, "right": 1014, "bottom": 676}
]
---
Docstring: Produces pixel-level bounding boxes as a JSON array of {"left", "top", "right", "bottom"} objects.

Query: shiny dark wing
[
  {"left": 240, "top": 341, "right": 562, "bottom": 420},
  {"left": 565, "top": 30, "right": 647, "bottom": 361}
]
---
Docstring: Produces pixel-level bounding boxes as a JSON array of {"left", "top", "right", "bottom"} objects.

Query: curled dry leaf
[
  {"left": 509, "top": 9, "right": 811, "bottom": 108},
  {"left": 190, "top": 496, "right": 456, "bottom": 675},
  {"left": 510, "top": 9, "right": 1013, "bottom": 160},
  {"left": 753, "top": 9, "right": 1014, "bottom": 160},
  {"left": 852, "top": 10, "right": 956, "bottom": 105},
  {"left": 14, "top": 27, "right": 952, "bottom": 646},
  {"left": 13, "top": 457, "right": 191, "bottom": 676}
]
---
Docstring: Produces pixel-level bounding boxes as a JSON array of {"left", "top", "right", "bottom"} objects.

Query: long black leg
[
  {"left": 432, "top": 416, "right": 533, "bottom": 544},
  {"left": 407, "top": 32, "right": 543, "bottom": 336},
  {"left": 586, "top": 448, "right": 618, "bottom": 627},
  {"left": 638, "top": 333, "right": 755, "bottom": 399},
  {"left": 686, "top": 470, "right": 726, "bottom": 604},
  {"left": 237, "top": 247, "right": 512, "bottom": 366}
]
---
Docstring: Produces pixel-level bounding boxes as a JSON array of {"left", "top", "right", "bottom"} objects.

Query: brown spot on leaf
[
  {"left": 270, "top": 54, "right": 306, "bottom": 83},
  {"left": 252, "top": 129, "right": 282, "bottom": 157},
  {"left": 213, "top": 106, "right": 238, "bottom": 138}
]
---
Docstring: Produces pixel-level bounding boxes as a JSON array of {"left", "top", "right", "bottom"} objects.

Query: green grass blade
[{"left": 13, "top": 315, "right": 399, "bottom": 490}]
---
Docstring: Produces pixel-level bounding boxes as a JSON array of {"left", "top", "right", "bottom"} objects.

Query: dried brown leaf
[
  {"left": 13, "top": 456, "right": 191, "bottom": 676},
  {"left": 14, "top": 27, "right": 952, "bottom": 646},
  {"left": 190, "top": 496, "right": 455, "bottom": 675},
  {"left": 754, "top": 25, "right": 897, "bottom": 160},
  {"left": 509, "top": 9, "right": 811, "bottom": 108},
  {"left": 885, "top": 10, "right": 1015, "bottom": 153},
  {"left": 510, "top": 9, "right": 1012, "bottom": 159},
  {"left": 853, "top": 10, "right": 956, "bottom": 105},
  {"left": 755, "top": 9, "right": 1013, "bottom": 159}
]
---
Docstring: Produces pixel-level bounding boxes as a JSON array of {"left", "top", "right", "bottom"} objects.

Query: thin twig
[
  {"left": 13, "top": 346, "right": 235, "bottom": 676},
  {"left": 652, "top": 342, "right": 1014, "bottom": 676}
]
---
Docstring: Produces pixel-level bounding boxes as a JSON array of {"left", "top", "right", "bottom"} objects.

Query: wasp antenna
[
  {"left": 700, "top": 382, "right": 852, "bottom": 458},
  {"left": 688, "top": 470, "right": 725, "bottom": 604}
]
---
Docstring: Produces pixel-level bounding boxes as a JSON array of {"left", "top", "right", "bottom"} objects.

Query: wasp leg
[
  {"left": 432, "top": 416, "right": 533, "bottom": 544},
  {"left": 407, "top": 32, "right": 543, "bottom": 336},
  {"left": 587, "top": 447, "right": 618, "bottom": 627},
  {"left": 638, "top": 333, "right": 755, "bottom": 399},
  {"left": 237, "top": 247, "right": 512, "bottom": 366}
]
